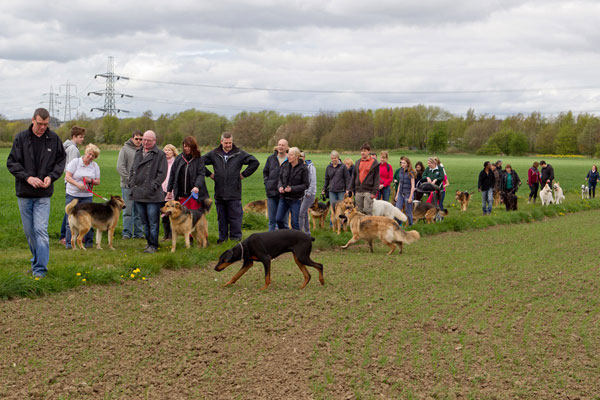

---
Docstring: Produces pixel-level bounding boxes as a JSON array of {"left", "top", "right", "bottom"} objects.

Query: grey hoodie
[
  {"left": 117, "top": 138, "right": 139, "bottom": 188},
  {"left": 63, "top": 139, "right": 80, "bottom": 171}
]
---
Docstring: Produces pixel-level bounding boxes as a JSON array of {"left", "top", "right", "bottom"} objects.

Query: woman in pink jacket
[{"left": 377, "top": 151, "right": 394, "bottom": 202}]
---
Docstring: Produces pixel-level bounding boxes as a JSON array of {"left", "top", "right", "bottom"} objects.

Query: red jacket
[
  {"left": 528, "top": 167, "right": 541, "bottom": 185},
  {"left": 379, "top": 162, "right": 393, "bottom": 187}
]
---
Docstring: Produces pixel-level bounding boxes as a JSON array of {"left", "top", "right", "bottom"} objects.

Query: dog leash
[
  {"left": 180, "top": 192, "right": 197, "bottom": 206},
  {"left": 82, "top": 178, "right": 108, "bottom": 201}
]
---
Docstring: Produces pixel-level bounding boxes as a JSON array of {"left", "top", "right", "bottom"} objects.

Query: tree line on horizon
[{"left": 1, "top": 106, "right": 599, "bottom": 156}]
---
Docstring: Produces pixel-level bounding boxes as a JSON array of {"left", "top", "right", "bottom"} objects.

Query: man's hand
[
  {"left": 165, "top": 191, "right": 174, "bottom": 200},
  {"left": 370, "top": 194, "right": 376, "bottom": 199},
  {"left": 284, "top": 186, "right": 292, "bottom": 193},
  {"left": 192, "top": 187, "right": 199, "bottom": 194},
  {"left": 26, "top": 176, "right": 44, "bottom": 188},
  {"left": 278, "top": 187, "right": 285, "bottom": 193},
  {"left": 240, "top": 173, "right": 244, "bottom": 180}
]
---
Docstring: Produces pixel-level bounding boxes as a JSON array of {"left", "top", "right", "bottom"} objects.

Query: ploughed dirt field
[{"left": 2, "top": 212, "right": 600, "bottom": 399}]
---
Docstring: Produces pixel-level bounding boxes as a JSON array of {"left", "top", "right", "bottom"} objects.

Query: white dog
[
  {"left": 582, "top": 185, "right": 590, "bottom": 199},
  {"left": 540, "top": 183, "right": 554, "bottom": 206},
  {"left": 372, "top": 199, "right": 408, "bottom": 223},
  {"left": 553, "top": 183, "right": 565, "bottom": 204}
]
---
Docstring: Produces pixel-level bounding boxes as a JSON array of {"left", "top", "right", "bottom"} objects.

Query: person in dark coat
[
  {"left": 166, "top": 136, "right": 209, "bottom": 207},
  {"left": 204, "top": 132, "right": 259, "bottom": 243},
  {"left": 7, "top": 108, "right": 66, "bottom": 278},
  {"left": 322, "top": 150, "right": 350, "bottom": 213},
  {"left": 500, "top": 164, "right": 521, "bottom": 194},
  {"left": 478, "top": 161, "right": 496, "bottom": 215},
  {"left": 263, "top": 138, "right": 289, "bottom": 231},
  {"left": 587, "top": 165, "right": 599, "bottom": 198},
  {"left": 276, "top": 147, "right": 309, "bottom": 230},
  {"left": 129, "top": 130, "right": 168, "bottom": 253},
  {"left": 540, "top": 160, "right": 554, "bottom": 188}
]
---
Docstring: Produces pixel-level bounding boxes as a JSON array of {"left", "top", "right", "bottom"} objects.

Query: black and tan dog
[
  {"left": 161, "top": 198, "right": 212, "bottom": 252},
  {"left": 413, "top": 201, "right": 449, "bottom": 224},
  {"left": 455, "top": 190, "right": 472, "bottom": 212},
  {"left": 65, "top": 195, "right": 126, "bottom": 250},
  {"left": 340, "top": 205, "right": 420, "bottom": 255},
  {"left": 214, "top": 230, "right": 324, "bottom": 290},
  {"left": 501, "top": 191, "right": 518, "bottom": 211},
  {"left": 331, "top": 195, "right": 353, "bottom": 234},
  {"left": 309, "top": 199, "right": 329, "bottom": 230},
  {"left": 243, "top": 199, "right": 268, "bottom": 217}
]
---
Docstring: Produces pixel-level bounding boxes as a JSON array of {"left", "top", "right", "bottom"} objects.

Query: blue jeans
[
  {"left": 17, "top": 197, "right": 51, "bottom": 276},
  {"left": 121, "top": 187, "right": 144, "bottom": 238},
  {"left": 267, "top": 196, "right": 288, "bottom": 231},
  {"left": 439, "top": 190, "right": 446, "bottom": 209},
  {"left": 60, "top": 183, "right": 67, "bottom": 240},
  {"left": 276, "top": 198, "right": 301, "bottom": 230},
  {"left": 377, "top": 186, "right": 391, "bottom": 202},
  {"left": 481, "top": 188, "right": 493, "bottom": 214},
  {"left": 299, "top": 194, "right": 315, "bottom": 235},
  {"left": 215, "top": 200, "right": 244, "bottom": 242},
  {"left": 395, "top": 193, "right": 413, "bottom": 226},
  {"left": 135, "top": 201, "right": 162, "bottom": 248},
  {"left": 65, "top": 194, "right": 94, "bottom": 248}
]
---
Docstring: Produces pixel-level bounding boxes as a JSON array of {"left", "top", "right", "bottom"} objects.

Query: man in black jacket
[
  {"left": 129, "top": 130, "right": 168, "bottom": 253},
  {"left": 478, "top": 161, "right": 496, "bottom": 215},
  {"left": 263, "top": 138, "right": 289, "bottom": 231},
  {"left": 540, "top": 160, "right": 554, "bottom": 188},
  {"left": 7, "top": 108, "right": 66, "bottom": 278},
  {"left": 204, "top": 132, "right": 259, "bottom": 243}
]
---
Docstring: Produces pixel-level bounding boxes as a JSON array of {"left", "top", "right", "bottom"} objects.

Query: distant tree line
[{"left": 1, "top": 106, "right": 599, "bottom": 156}]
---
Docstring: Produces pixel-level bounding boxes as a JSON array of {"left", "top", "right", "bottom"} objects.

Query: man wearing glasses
[
  {"left": 128, "top": 130, "right": 168, "bottom": 253},
  {"left": 7, "top": 108, "right": 66, "bottom": 278},
  {"left": 117, "top": 130, "right": 144, "bottom": 239}
]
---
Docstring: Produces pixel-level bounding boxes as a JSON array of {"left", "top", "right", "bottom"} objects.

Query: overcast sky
[{"left": 1, "top": 0, "right": 599, "bottom": 120}]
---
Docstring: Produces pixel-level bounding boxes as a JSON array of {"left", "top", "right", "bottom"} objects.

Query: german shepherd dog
[
  {"left": 243, "top": 199, "right": 268, "bottom": 217},
  {"left": 331, "top": 195, "right": 353, "bottom": 234},
  {"left": 214, "top": 230, "right": 324, "bottom": 290},
  {"left": 455, "top": 190, "right": 472, "bottom": 211},
  {"left": 493, "top": 190, "right": 502, "bottom": 206},
  {"left": 65, "top": 195, "right": 126, "bottom": 250},
  {"left": 309, "top": 199, "right": 329, "bottom": 229},
  {"left": 340, "top": 205, "right": 420, "bottom": 255},
  {"left": 161, "top": 198, "right": 212, "bottom": 252},
  {"left": 502, "top": 191, "right": 518, "bottom": 211},
  {"left": 413, "top": 201, "right": 449, "bottom": 224}
]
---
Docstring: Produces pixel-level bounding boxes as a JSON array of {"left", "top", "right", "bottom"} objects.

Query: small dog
[
  {"left": 243, "top": 199, "right": 268, "bottom": 218},
  {"left": 331, "top": 195, "right": 353, "bottom": 234},
  {"left": 308, "top": 199, "right": 329, "bottom": 230},
  {"left": 372, "top": 199, "right": 408, "bottom": 224},
  {"left": 214, "top": 230, "right": 324, "bottom": 290},
  {"left": 582, "top": 185, "right": 590, "bottom": 200},
  {"left": 161, "top": 198, "right": 212, "bottom": 252},
  {"left": 455, "top": 191, "right": 472, "bottom": 211},
  {"left": 340, "top": 205, "right": 420, "bottom": 255},
  {"left": 540, "top": 183, "right": 554, "bottom": 205},
  {"left": 502, "top": 191, "right": 518, "bottom": 211},
  {"left": 553, "top": 182, "right": 565, "bottom": 204},
  {"left": 413, "top": 202, "right": 449, "bottom": 224},
  {"left": 65, "top": 195, "right": 126, "bottom": 250}
]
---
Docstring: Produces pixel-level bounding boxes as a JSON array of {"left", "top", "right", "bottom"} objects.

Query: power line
[
  {"left": 88, "top": 56, "right": 132, "bottom": 116},
  {"left": 60, "top": 81, "right": 79, "bottom": 121},
  {"left": 127, "top": 77, "right": 600, "bottom": 95},
  {"left": 41, "top": 86, "right": 60, "bottom": 123}
]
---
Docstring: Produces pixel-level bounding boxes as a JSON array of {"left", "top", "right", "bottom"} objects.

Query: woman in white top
[{"left": 64, "top": 144, "right": 101, "bottom": 248}]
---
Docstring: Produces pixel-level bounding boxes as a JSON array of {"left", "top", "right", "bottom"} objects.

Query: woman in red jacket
[
  {"left": 527, "top": 161, "right": 542, "bottom": 204},
  {"left": 377, "top": 151, "right": 394, "bottom": 202}
]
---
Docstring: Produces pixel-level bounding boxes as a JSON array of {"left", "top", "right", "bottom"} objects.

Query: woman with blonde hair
[{"left": 161, "top": 144, "right": 179, "bottom": 240}]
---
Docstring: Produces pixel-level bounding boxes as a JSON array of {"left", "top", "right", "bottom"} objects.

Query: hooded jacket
[
  {"left": 63, "top": 139, "right": 81, "bottom": 169},
  {"left": 117, "top": 138, "right": 139, "bottom": 188},
  {"left": 203, "top": 144, "right": 259, "bottom": 201},
  {"left": 351, "top": 158, "right": 380, "bottom": 195},
  {"left": 128, "top": 145, "right": 168, "bottom": 203},
  {"left": 323, "top": 162, "right": 350, "bottom": 193},
  {"left": 7, "top": 125, "right": 66, "bottom": 198}
]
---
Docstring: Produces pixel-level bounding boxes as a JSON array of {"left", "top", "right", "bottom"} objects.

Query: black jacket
[
  {"left": 263, "top": 151, "right": 285, "bottom": 197},
  {"left": 167, "top": 154, "right": 209, "bottom": 201},
  {"left": 478, "top": 169, "right": 496, "bottom": 191},
  {"left": 203, "top": 144, "right": 259, "bottom": 201},
  {"left": 500, "top": 171, "right": 521, "bottom": 193},
  {"left": 541, "top": 164, "right": 554, "bottom": 184},
  {"left": 351, "top": 158, "right": 380, "bottom": 195},
  {"left": 7, "top": 125, "right": 66, "bottom": 198},
  {"left": 278, "top": 159, "right": 309, "bottom": 199},
  {"left": 128, "top": 145, "right": 168, "bottom": 203},
  {"left": 323, "top": 162, "right": 350, "bottom": 193}
]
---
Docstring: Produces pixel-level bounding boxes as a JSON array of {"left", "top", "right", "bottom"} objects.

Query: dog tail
[
  {"left": 438, "top": 208, "right": 449, "bottom": 217},
  {"left": 65, "top": 198, "right": 79, "bottom": 215},
  {"left": 203, "top": 198, "right": 213, "bottom": 213},
  {"left": 392, "top": 207, "right": 408, "bottom": 222},
  {"left": 310, "top": 236, "right": 316, "bottom": 242},
  {"left": 394, "top": 227, "right": 420, "bottom": 244}
]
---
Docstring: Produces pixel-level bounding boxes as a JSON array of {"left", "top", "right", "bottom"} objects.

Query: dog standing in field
[
  {"left": 412, "top": 201, "right": 449, "bottom": 224},
  {"left": 243, "top": 199, "right": 268, "bottom": 218},
  {"left": 372, "top": 199, "right": 408, "bottom": 224},
  {"left": 540, "top": 183, "right": 554, "bottom": 205},
  {"left": 455, "top": 191, "right": 472, "bottom": 211},
  {"left": 582, "top": 185, "right": 590, "bottom": 199},
  {"left": 308, "top": 199, "right": 329, "bottom": 230},
  {"left": 161, "top": 198, "right": 212, "bottom": 252},
  {"left": 493, "top": 190, "right": 502, "bottom": 206},
  {"left": 340, "top": 205, "right": 420, "bottom": 255},
  {"left": 65, "top": 195, "right": 126, "bottom": 250},
  {"left": 502, "top": 191, "right": 518, "bottom": 211},
  {"left": 214, "top": 230, "right": 324, "bottom": 290},
  {"left": 331, "top": 195, "right": 353, "bottom": 234},
  {"left": 553, "top": 182, "right": 565, "bottom": 204}
]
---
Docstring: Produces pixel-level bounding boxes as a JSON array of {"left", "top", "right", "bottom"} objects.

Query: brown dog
[
  {"left": 243, "top": 199, "right": 268, "bottom": 217},
  {"left": 331, "top": 195, "right": 353, "bottom": 234},
  {"left": 161, "top": 199, "right": 212, "bottom": 252},
  {"left": 413, "top": 201, "right": 449, "bottom": 224},
  {"left": 493, "top": 190, "right": 502, "bottom": 206},
  {"left": 340, "top": 204, "right": 420, "bottom": 255},
  {"left": 455, "top": 191, "right": 472, "bottom": 211},
  {"left": 308, "top": 199, "right": 329, "bottom": 229},
  {"left": 65, "top": 195, "right": 126, "bottom": 250}
]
